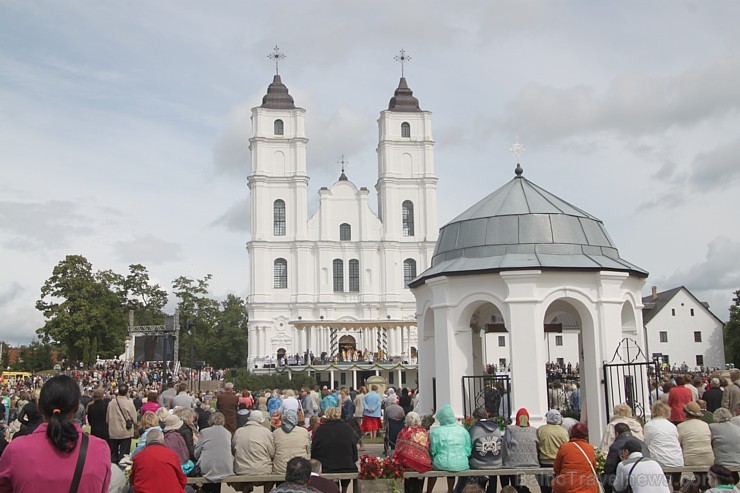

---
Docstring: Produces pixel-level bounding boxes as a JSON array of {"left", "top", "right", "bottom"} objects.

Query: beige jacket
[
  {"left": 678, "top": 418, "right": 715, "bottom": 467},
  {"left": 106, "top": 396, "right": 137, "bottom": 439},
  {"left": 233, "top": 421, "right": 275, "bottom": 475},
  {"left": 272, "top": 426, "right": 310, "bottom": 474}
]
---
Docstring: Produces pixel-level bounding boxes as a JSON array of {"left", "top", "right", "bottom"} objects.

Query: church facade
[{"left": 246, "top": 71, "right": 438, "bottom": 389}]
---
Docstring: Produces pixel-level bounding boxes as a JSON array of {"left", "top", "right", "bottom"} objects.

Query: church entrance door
[{"left": 338, "top": 335, "right": 357, "bottom": 362}]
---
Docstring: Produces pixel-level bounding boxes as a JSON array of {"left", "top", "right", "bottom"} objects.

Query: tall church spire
[
  {"left": 389, "top": 49, "right": 421, "bottom": 112},
  {"left": 261, "top": 46, "right": 295, "bottom": 109}
]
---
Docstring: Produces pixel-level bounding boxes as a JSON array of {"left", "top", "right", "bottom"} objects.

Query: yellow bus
[{"left": 0, "top": 371, "right": 31, "bottom": 383}]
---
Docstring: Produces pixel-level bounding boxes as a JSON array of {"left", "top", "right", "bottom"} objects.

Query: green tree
[
  {"left": 230, "top": 369, "right": 316, "bottom": 392},
  {"left": 724, "top": 289, "right": 740, "bottom": 367},
  {"left": 208, "top": 294, "right": 249, "bottom": 369},
  {"left": 124, "top": 264, "right": 168, "bottom": 325},
  {"left": 172, "top": 275, "right": 219, "bottom": 366},
  {"left": 36, "top": 255, "right": 128, "bottom": 363},
  {"left": 12, "top": 341, "right": 56, "bottom": 372}
]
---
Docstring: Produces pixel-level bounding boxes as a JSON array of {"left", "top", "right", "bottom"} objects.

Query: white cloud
[
  {"left": 212, "top": 103, "right": 253, "bottom": 176},
  {"left": 112, "top": 235, "right": 184, "bottom": 266},
  {"left": 0, "top": 200, "right": 94, "bottom": 250},
  {"left": 689, "top": 137, "right": 740, "bottom": 192},
  {"left": 500, "top": 53, "right": 740, "bottom": 143},
  {"left": 212, "top": 198, "right": 250, "bottom": 233},
  {"left": 653, "top": 236, "right": 740, "bottom": 321}
]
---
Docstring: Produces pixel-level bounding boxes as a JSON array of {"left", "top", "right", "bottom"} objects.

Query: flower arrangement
[
  {"left": 359, "top": 454, "right": 405, "bottom": 480},
  {"left": 420, "top": 414, "right": 435, "bottom": 430},
  {"left": 459, "top": 416, "right": 477, "bottom": 430},
  {"left": 270, "top": 410, "right": 282, "bottom": 429},
  {"left": 594, "top": 448, "right": 606, "bottom": 475}
]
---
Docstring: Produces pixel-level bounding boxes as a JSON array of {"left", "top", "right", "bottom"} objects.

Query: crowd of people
[{"left": 0, "top": 362, "right": 739, "bottom": 493}]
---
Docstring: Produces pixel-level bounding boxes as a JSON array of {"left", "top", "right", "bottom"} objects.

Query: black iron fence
[
  {"left": 461, "top": 374, "right": 511, "bottom": 418},
  {"left": 603, "top": 360, "right": 660, "bottom": 422}
]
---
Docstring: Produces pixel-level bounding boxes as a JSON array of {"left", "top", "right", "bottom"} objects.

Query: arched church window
[
  {"left": 401, "top": 121, "right": 410, "bottom": 138},
  {"left": 402, "top": 200, "right": 414, "bottom": 236},
  {"left": 274, "top": 119, "right": 284, "bottom": 135},
  {"left": 274, "top": 199, "right": 286, "bottom": 236},
  {"left": 403, "top": 258, "right": 417, "bottom": 287},
  {"left": 349, "top": 259, "right": 359, "bottom": 292},
  {"left": 274, "top": 258, "right": 287, "bottom": 289},
  {"left": 333, "top": 259, "right": 344, "bottom": 292},
  {"left": 340, "top": 223, "right": 351, "bottom": 241}
]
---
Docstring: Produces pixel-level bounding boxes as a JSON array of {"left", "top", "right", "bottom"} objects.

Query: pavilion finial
[
  {"left": 268, "top": 45, "right": 286, "bottom": 75},
  {"left": 510, "top": 136, "right": 526, "bottom": 177},
  {"left": 394, "top": 49, "right": 412, "bottom": 77}
]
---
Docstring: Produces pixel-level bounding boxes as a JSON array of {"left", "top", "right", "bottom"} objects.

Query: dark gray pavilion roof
[
  {"left": 261, "top": 75, "right": 295, "bottom": 109},
  {"left": 388, "top": 77, "right": 421, "bottom": 112},
  {"left": 410, "top": 173, "right": 648, "bottom": 287}
]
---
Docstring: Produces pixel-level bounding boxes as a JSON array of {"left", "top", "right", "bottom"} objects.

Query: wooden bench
[{"left": 187, "top": 465, "right": 740, "bottom": 488}]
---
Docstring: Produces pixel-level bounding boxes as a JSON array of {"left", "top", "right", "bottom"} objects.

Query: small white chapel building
[{"left": 410, "top": 161, "right": 650, "bottom": 443}]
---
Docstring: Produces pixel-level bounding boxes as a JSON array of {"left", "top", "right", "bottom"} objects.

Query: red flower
[{"left": 359, "top": 454, "right": 405, "bottom": 479}]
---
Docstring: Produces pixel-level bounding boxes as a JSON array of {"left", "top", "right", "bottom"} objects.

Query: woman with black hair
[
  {"left": 0, "top": 374, "right": 112, "bottom": 491},
  {"left": 706, "top": 464, "right": 740, "bottom": 492}
]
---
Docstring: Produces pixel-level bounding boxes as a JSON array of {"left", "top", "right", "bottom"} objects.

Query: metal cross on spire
[
  {"left": 268, "top": 45, "right": 286, "bottom": 75},
  {"left": 510, "top": 136, "right": 526, "bottom": 176},
  {"left": 338, "top": 154, "right": 349, "bottom": 173},
  {"left": 394, "top": 49, "right": 412, "bottom": 77}
]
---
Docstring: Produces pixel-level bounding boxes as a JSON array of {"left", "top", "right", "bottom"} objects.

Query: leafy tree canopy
[
  {"left": 36, "top": 255, "right": 128, "bottom": 363},
  {"left": 229, "top": 369, "right": 316, "bottom": 392},
  {"left": 207, "top": 294, "right": 249, "bottom": 369},
  {"left": 36, "top": 256, "right": 171, "bottom": 365},
  {"left": 172, "top": 275, "right": 220, "bottom": 367}
]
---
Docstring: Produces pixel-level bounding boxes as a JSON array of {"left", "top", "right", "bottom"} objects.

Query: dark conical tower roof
[
  {"left": 388, "top": 77, "right": 421, "bottom": 112},
  {"left": 261, "top": 75, "right": 295, "bottom": 109}
]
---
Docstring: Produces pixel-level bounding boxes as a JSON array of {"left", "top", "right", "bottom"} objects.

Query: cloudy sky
[{"left": 2, "top": 1, "right": 739, "bottom": 345}]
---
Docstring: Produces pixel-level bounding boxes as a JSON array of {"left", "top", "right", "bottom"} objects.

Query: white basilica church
[{"left": 246, "top": 66, "right": 437, "bottom": 389}]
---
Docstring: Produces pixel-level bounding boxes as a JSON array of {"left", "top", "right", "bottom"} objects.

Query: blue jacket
[
  {"left": 321, "top": 394, "right": 338, "bottom": 411},
  {"left": 429, "top": 404, "right": 471, "bottom": 472},
  {"left": 363, "top": 391, "right": 382, "bottom": 418},
  {"left": 267, "top": 397, "right": 281, "bottom": 416}
]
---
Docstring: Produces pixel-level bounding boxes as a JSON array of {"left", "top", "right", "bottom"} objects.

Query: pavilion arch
[
  {"left": 417, "top": 306, "right": 436, "bottom": 411},
  {"left": 540, "top": 294, "right": 595, "bottom": 340},
  {"left": 541, "top": 286, "right": 598, "bottom": 308},
  {"left": 421, "top": 306, "right": 435, "bottom": 340},
  {"left": 455, "top": 293, "right": 509, "bottom": 332},
  {"left": 620, "top": 300, "right": 637, "bottom": 335}
]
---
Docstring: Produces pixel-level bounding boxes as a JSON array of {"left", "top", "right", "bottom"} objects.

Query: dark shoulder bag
[
  {"left": 624, "top": 457, "right": 644, "bottom": 493},
  {"left": 70, "top": 433, "right": 89, "bottom": 493},
  {"left": 115, "top": 397, "right": 134, "bottom": 430}
]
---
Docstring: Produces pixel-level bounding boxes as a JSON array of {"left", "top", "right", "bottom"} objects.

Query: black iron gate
[
  {"left": 603, "top": 338, "right": 660, "bottom": 422},
  {"left": 462, "top": 374, "right": 511, "bottom": 418}
]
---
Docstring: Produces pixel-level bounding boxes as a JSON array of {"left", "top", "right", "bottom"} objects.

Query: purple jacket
[{"left": 0, "top": 423, "right": 111, "bottom": 492}]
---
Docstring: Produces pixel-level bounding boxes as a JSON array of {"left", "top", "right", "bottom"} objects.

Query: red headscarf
[{"left": 515, "top": 408, "right": 530, "bottom": 427}]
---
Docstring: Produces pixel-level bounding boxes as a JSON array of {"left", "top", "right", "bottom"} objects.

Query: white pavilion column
[
  {"left": 397, "top": 369, "right": 402, "bottom": 388},
  {"left": 330, "top": 369, "right": 335, "bottom": 388},
  {"left": 586, "top": 271, "right": 630, "bottom": 443},
  {"left": 502, "top": 271, "right": 549, "bottom": 425},
  {"left": 418, "top": 310, "right": 436, "bottom": 415},
  {"left": 352, "top": 370, "right": 357, "bottom": 389},
  {"left": 425, "top": 277, "right": 472, "bottom": 417}
]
